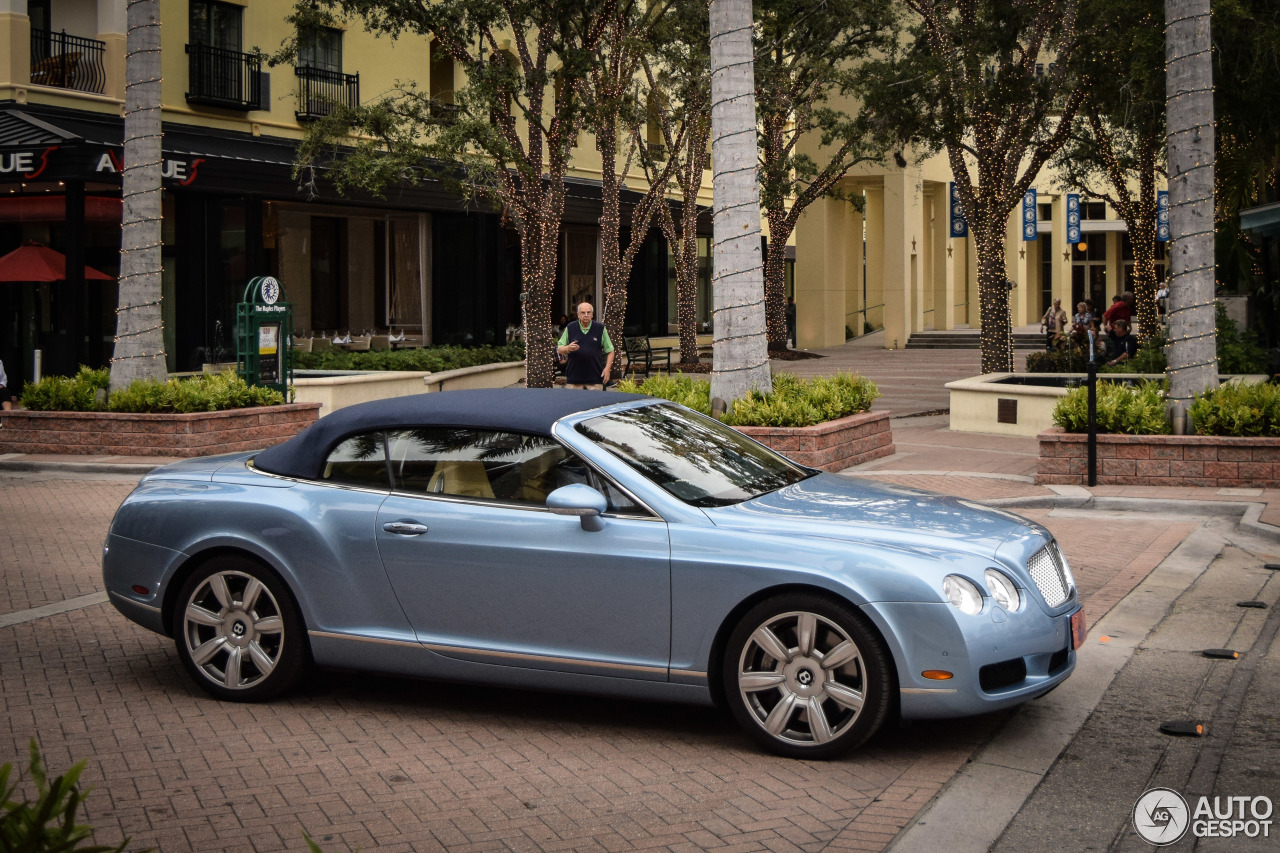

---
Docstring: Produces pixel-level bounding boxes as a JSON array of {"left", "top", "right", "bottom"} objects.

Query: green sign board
[{"left": 236, "top": 276, "right": 294, "bottom": 395}]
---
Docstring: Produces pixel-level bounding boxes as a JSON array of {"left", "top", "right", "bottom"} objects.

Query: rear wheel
[
  {"left": 173, "top": 557, "right": 309, "bottom": 701},
  {"left": 723, "top": 593, "right": 893, "bottom": 759}
]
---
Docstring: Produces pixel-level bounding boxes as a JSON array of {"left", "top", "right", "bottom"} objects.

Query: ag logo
[{"left": 1134, "top": 788, "right": 1190, "bottom": 845}]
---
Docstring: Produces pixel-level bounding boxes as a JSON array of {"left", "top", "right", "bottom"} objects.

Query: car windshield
[{"left": 576, "top": 403, "right": 814, "bottom": 507}]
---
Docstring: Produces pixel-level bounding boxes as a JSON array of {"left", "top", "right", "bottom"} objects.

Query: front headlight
[
  {"left": 985, "top": 569, "right": 1022, "bottom": 611},
  {"left": 943, "top": 575, "right": 984, "bottom": 615}
]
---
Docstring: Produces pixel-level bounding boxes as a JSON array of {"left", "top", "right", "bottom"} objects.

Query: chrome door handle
[{"left": 382, "top": 522, "right": 429, "bottom": 536}]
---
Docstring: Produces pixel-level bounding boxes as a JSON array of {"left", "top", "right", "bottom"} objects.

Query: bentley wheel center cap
[
  {"left": 783, "top": 659, "right": 825, "bottom": 696},
  {"left": 225, "top": 612, "right": 253, "bottom": 646}
]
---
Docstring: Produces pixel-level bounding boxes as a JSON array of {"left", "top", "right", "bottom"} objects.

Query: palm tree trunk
[
  {"left": 709, "top": 0, "right": 771, "bottom": 404},
  {"left": 111, "top": 0, "right": 166, "bottom": 391},
  {"left": 1165, "top": 0, "right": 1218, "bottom": 419}
]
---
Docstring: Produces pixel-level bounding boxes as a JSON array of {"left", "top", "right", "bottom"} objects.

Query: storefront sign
[
  {"left": 93, "top": 150, "right": 205, "bottom": 186},
  {"left": 0, "top": 146, "right": 57, "bottom": 180}
]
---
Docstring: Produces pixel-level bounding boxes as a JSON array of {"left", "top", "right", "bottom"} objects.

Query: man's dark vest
[{"left": 565, "top": 321, "right": 606, "bottom": 385}]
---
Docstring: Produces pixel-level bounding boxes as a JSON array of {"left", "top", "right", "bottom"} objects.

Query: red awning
[{"left": 0, "top": 242, "right": 113, "bottom": 282}]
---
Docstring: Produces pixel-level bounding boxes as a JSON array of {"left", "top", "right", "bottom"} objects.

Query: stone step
[{"left": 906, "top": 331, "right": 1045, "bottom": 349}]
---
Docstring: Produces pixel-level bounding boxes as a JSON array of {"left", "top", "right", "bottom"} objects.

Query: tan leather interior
[{"left": 427, "top": 460, "right": 495, "bottom": 498}]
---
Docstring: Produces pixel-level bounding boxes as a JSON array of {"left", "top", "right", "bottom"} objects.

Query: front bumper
[{"left": 866, "top": 600, "right": 1081, "bottom": 719}]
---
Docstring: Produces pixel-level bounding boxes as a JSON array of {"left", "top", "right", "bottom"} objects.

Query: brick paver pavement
[{"left": 1, "top": 467, "right": 1199, "bottom": 853}]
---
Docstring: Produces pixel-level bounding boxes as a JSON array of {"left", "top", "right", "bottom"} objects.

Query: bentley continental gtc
[{"left": 104, "top": 389, "right": 1084, "bottom": 759}]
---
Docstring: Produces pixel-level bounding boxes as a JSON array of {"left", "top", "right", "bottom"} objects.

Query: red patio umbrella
[{"left": 0, "top": 241, "right": 113, "bottom": 282}]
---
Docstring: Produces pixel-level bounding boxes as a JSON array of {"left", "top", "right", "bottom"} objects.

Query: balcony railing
[
  {"left": 186, "top": 43, "right": 263, "bottom": 111},
  {"left": 30, "top": 29, "right": 107, "bottom": 94},
  {"left": 428, "top": 98, "right": 460, "bottom": 125},
  {"left": 295, "top": 66, "right": 359, "bottom": 121}
]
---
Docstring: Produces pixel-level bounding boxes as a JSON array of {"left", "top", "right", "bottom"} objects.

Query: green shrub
[
  {"left": 1, "top": 740, "right": 137, "bottom": 852},
  {"left": 1025, "top": 349, "right": 1088, "bottom": 373},
  {"left": 1051, "top": 380, "right": 1171, "bottom": 434},
  {"left": 1189, "top": 381, "right": 1280, "bottom": 436},
  {"left": 19, "top": 367, "right": 110, "bottom": 412},
  {"left": 108, "top": 371, "right": 284, "bottom": 413},
  {"left": 294, "top": 343, "right": 524, "bottom": 373},
  {"left": 617, "top": 371, "right": 880, "bottom": 428},
  {"left": 19, "top": 368, "right": 283, "bottom": 413},
  {"left": 1215, "top": 302, "right": 1268, "bottom": 374},
  {"left": 615, "top": 372, "right": 711, "bottom": 412}
]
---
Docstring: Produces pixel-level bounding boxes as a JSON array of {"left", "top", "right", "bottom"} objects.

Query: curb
[{"left": 0, "top": 459, "right": 171, "bottom": 475}]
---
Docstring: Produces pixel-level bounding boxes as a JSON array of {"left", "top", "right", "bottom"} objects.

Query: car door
[{"left": 374, "top": 427, "right": 672, "bottom": 681}]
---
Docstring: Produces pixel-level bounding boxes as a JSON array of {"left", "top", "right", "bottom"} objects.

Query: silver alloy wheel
[
  {"left": 181, "top": 570, "right": 286, "bottom": 691},
  {"left": 737, "top": 609, "right": 867, "bottom": 747}
]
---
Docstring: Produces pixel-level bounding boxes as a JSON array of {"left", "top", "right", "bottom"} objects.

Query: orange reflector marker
[{"left": 921, "top": 670, "right": 954, "bottom": 680}]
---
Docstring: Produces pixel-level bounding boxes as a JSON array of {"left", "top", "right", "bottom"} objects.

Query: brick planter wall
[
  {"left": 735, "top": 410, "right": 895, "bottom": 472},
  {"left": 1037, "top": 428, "right": 1280, "bottom": 487},
  {"left": 0, "top": 404, "right": 321, "bottom": 457}
]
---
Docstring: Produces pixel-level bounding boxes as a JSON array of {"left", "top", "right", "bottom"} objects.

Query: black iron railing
[
  {"left": 30, "top": 29, "right": 107, "bottom": 94},
  {"left": 428, "top": 99, "right": 460, "bottom": 124},
  {"left": 186, "top": 43, "right": 262, "bottom": 110},
  {"left": 295, "top": 66, "right": 359, "bottom": 120}
]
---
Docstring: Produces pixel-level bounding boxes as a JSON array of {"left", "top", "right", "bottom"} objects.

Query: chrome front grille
[{"left": 1027, "top": 543, "right": 1071, "bottom": 607}]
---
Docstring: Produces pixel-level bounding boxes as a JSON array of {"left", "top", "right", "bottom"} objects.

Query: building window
[
  {"left": 189, "top": 0, "right": 242, "bottom": 51},
  {"left": 299, "top": 27, "right": 342, "bottom": 72}
]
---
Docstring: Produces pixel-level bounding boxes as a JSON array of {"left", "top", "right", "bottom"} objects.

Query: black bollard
[{"left": 1087, "top": 362, "right": 1098, "bottom": 487}]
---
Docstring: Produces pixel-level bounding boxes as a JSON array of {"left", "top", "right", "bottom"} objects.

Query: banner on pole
[
  {"left": 1066, "top": 194, "right": 1081, "bottom": 244},
  {"left": 949, "top": 182, "right": 968, "bottom": 238}
]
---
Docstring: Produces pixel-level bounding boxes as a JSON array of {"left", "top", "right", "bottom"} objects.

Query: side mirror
[{"left": 546, "top": 484, "right": 608, "bottom": 532}]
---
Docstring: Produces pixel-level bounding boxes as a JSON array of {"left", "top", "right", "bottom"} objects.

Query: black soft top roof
[{"left": 253, "top": 388, "right": 648, "bottom": 480}]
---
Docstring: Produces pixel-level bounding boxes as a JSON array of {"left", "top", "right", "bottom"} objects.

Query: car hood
[{"left": 703, "top": 473, "right": 1034, "bottom": 557}]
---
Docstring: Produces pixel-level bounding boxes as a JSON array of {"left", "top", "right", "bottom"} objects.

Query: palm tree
[
  {"left": 112, "top": 0, "right": 167, "bottom": 391},
  {"left": 709, "top": 0, "right": 771, "bottom": 405},
  {"left": 1164, "top": 0, "right": 1218, "bottom": 421}
]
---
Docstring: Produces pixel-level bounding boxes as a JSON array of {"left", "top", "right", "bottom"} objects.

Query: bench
[{"left": 622, "top": 336, "right": 673, "bottom": 375}]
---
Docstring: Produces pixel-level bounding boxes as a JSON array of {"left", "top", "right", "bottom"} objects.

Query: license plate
[{"left": 1070, "top": 608, "right": 1087, "bottom": 650}]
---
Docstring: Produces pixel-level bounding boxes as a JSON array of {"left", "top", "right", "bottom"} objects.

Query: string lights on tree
[{"left": 874, "top": 0, "right": 1089, "bottom": 374}]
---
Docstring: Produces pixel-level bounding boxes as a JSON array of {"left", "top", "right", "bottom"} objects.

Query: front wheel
[
  {"left": 173, "top": 557, "right": 309, "bottom": 701},
  {"left": 723, "top": 593, "right": 893, "bottom": 759}
]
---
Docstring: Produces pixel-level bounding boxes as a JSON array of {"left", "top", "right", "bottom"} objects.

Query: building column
[
  {"left": 1052, "top": 193, "right": 1074, "bottom": 310},
  {"left": 863, "top": 184, "right": 885, "bottom": 339},
  {"left": 1006, "top": 210, "right": 1033, "bottom": 326},
  {"left": 795, "top": 195, "right": 851, "bottom": 348},
  {"left": 929, "top": 183, "right": 955, "bottom": 330},
  {"left": 882, "top": 171, "right": 922, "bottom": 349},
  {"left": 97, "top": 0, "right": 126, "bottom": 100}
]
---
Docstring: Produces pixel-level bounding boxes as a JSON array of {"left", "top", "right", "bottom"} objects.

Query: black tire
[
  {"left": 722, "top": 592, "right": 893, "bottom": 759},
  {"left": 172, "top": 556, "right": 309, "bottom": 701}
]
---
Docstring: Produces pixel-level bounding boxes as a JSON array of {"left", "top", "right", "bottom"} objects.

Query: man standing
[{"left": 556, "top": 302, "right": 614, "bottom": 390}]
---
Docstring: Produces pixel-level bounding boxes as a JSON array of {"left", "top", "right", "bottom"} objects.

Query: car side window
[
  {"left": 385, "top": 428, "right": 645, "bottom": 514},
  {"left": 322, "top": 431, "right": 392, "bottom": 489}
]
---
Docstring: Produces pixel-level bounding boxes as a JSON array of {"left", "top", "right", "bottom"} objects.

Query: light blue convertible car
[{"left": 104, "top": 389, "right": 1084, "bottom": 759}]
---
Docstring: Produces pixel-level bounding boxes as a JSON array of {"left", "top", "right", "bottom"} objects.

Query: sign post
[{"left": 236, "top": 276, "right": 293, "bottom": 396}]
